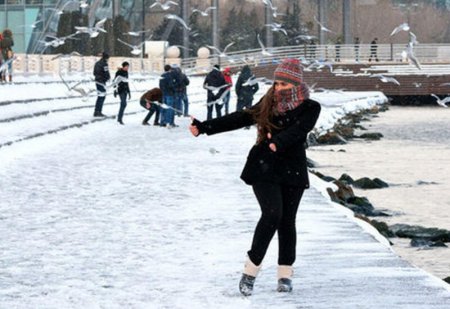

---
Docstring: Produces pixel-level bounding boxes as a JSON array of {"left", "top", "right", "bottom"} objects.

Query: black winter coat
[
  {"left": 114, "top": 69, "right": 130, "bottom": 95},
  {"left": 159, "top": 70, "right": 177, "bottom": 96},
  {"left": 197, "top": 98, "right": 321, "bottom": 187},
  {"left": 235, "top": 66, "right": 259, "bottom": 107},
  {"left": 203, "top": 68, "right": 227, "bottom": 102},
  {"left": 93, "top": 58, "right": 110, "bottom": 83}
]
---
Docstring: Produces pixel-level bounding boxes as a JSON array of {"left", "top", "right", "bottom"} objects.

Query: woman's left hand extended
[{"left": 267, "top": 133, "right": 277, "bottom": 152}]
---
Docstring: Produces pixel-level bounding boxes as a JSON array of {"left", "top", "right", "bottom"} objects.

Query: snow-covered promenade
[{"left": 1, "top": 78, "right": 450, "bottom": 308}]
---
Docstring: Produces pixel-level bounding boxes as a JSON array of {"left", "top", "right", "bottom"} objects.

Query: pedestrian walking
[
  {"left": 203, "top": 64, "right": 227, "bottom": 120},
  {"left": 141, "top": 87, "right": 163, "bottom": 126},
  {"left": 189, "top": 58, "right": 321, "bottom": 296},
  {"left": 369, "top": 37, "right": 379, "bottom": 62},
  {"left": 159, "top": 64, "right": 178, "bottom": 127},
  {"left": 354, "top": 37, "right": 360, "bottom": 62},
  {"left": 235, "top": 65, "right": 259, "bottom": 112},
  {"left": 114, "top": 61, "right": 130, "bottom": 125},
  {"left": 93, "top": 52, "right": 111, "bottom": 117},
  {"left": 0, "top": 29, "right": 14, "bottom": 83},
  {"left": 222, "top": 67, "right": 233, "bottom": 115}
]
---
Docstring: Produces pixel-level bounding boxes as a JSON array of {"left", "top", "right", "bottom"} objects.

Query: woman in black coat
[{"left": 190, "top": 59, "right": 321, "bottom": 296}]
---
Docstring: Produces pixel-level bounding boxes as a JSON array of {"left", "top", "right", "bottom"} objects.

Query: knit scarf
[{"left": 275, "top": 82, "right": 310, "bottom": 114}]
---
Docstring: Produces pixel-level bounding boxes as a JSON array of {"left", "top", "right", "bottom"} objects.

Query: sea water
[{"left": 308, "top": 105, "right": 450, "bottom": 279}]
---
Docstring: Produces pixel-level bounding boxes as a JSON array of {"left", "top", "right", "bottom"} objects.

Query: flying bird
[
  {"left": 19, "top": 19, "right": 43, "bottom": 29},
  {"left": 46, "top": 1, "right": 78, "bottom": 15},
  {"left": 117, "top": 38, "right": 145, "bottom": 55},
  {"left": 79, "top": 0, "right": 89, "bottom": 8},
  {"left": 75, "top": 18, "right": 107, "bottom": 38},
  {"left": 51, "top": 51, "right": 82, "bottom": 61},
  {"left": 257, "top": 34, "right": 273, "bottom": 56},
  {"left": 150, "top": 0, "right": 178, "bottom": 11},
  {"left": 313, "top": 16, "right": 333, "bottom": 33},
  {"left": 430, "top": 94, "right": 450, "bottom": 108},
  {"left": 370, "top": 74, "right": 400, "bottom": 85},
  {"left": 242, "top": 76, "right": 271, "bottom": 86},
  {"left": 390, "top": 22, "right": 410, "bottom": 36},
  {"left": 164, "top": 14, "right": 191, "bottom": 31},
  {"left": 262, "top": 0, "right": 282, "bottom": 18},
  {"left": 405, "top": 42, "right": 422, "bottom": 70},
  {"left": 123, "top": 29, "right": 152, "bottom": 37},
  {"left": 191, "top": 6, "right": 216, "bottom": 17},
  {"left": 265, "top": 23, "right": 287, "bottom": 36},
  {"left": 206, "top": 42, "right": 234, "bottom": 57}
]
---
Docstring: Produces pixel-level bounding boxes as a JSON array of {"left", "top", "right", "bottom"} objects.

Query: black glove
[{"left": 113, "top": 91, "right": 117, "bottom": 98}]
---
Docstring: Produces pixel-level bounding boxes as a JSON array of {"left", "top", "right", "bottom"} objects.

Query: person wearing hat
[
  {"left": 189, "top": 58, "right": 321, "bottom": 296},
  {"left": 113, "top": 61, "right": 131, "bottom": 125},
  {"left": 93, "top": 52, "right": 111, "bottom": 117}
]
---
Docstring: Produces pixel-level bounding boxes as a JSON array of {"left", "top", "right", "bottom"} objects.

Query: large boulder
[
  {"left": 357, "top": 132, "right": 384, "bottom": 140},
  {"left": 317, "top": 132, "right": 347, "bottom": 145},
  {"left": 338, "top": 173, "right": 354, "bottom": 184},
  {"left": 410, "top": 238, "right": 447, "bottom": 248},
  {"left": 389, "top": 224, "right": 450, "bottom": 242},
  {"left": 353, "top": 177, "right": 389, "bottom": 189}
]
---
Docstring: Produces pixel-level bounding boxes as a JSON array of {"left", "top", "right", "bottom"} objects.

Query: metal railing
[{"left": 10, "top": 44, "right": 450, "bottom": 75}]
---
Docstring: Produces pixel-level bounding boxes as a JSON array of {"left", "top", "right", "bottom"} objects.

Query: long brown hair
[{"left": 247, "top": 86, "right": 279, "bottom": 144}]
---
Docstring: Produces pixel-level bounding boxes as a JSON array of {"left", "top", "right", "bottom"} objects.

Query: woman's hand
[
  {"left": 267, "top": 133, "right": 277, "bottom": 152},
  {"left": 189, "top": 116, "right": 200, "bottom": 137}
]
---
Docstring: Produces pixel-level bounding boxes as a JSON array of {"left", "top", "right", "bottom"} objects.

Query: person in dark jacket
[
  {"left": 93, "top": 52, "right": 110, "bottom": 117},
  {"left": 235, "top": 65, "right": 259, "bottom": 112},
  {"left": 203, "top": 64, "right": 227, "bottom": 120},
  {"left": 114, "top": 61, "right": 131, "bottom": 125},
  {"left": 159, "top": 64, "right": 178, "bottom": 127},
  {"left": 190, "top": 58, "right": 321, "bottom": 296},
  {"left": 0, "top": 29, "right": 14, "bottom": 83},
  {"left": 140, "top": 87, "right": 163, "bottom": 126},
  {"left": 369, "top": 37, "right": 379, "bottom": 62}
]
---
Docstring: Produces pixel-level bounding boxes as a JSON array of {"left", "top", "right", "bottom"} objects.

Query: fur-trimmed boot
[
  {"left": 238, "top": 258, "right": 261, "bottom": 296},
  {"left": 277, "top": 265, "right": 293, "bottom": 292}
]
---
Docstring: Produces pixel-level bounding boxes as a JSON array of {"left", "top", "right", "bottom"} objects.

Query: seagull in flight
[
  {"left": 75, "top": 18, "right": 107, "bottom": 38},
  {"left": 265, "top": 23, "right": 287, "bottom": 36},
  {"left": 257, "top": 34, "right": 273, "bottom": 56},
  {"left": 262, "top": 0, "right": 282, "bottom": 18},
  {"left": 117, "top": 38, "right": 145, "bottom": 55},
  {"left": 405, "top": 42, "right": 422, "bottom": 70},
  {"left": 150, "top": 0, "right": 178, "bottom": 11},
  {"left": 79, "top": 0, "right": 89, "bottom": 8},
  {"left": 51, "top": 51, "right": 82, "bottom": 61},
  {"left": 242, "top": 76, "right": 272, "bottom": 86},
  {"left": 314, "top": 16, "right": 333, "bottom": 33},
  {"left": 164, "top": 14, "right": 191, "bottom": 31},
  {"left": 46, "top": 1, "right": 77, "bottom": 15},
  {"left": 430, "top": 94, "right": 450, "bottom": 108},
  {"left": 206, "top": 42, "right": 234, "bottom": 57},
  {"left": 192, "top": 6, "right": 216, "bottom": 17},
  {"left": 19, "top": 19, "right": 44, "bottom": 29},
  {"left": 370, "top": 74, "right": 400, "bottom": 85},
  {"left": 390, "top": 22, "right": 410, "bottom": 36},
  {"left": 123, "top": 29, "right": 152, "bottom": 37}
]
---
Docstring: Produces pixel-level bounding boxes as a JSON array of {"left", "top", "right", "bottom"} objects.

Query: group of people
[
  {"left": 0, "top": 28, "right": 14, "bottom": 83},
  {"left": 92, "top": 52, "right": 262, "bottom": 127}
]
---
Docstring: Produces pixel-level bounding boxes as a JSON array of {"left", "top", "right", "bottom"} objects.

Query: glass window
[
  {"left": 0, "top": 11, "right": 5, "bottom": 29},
  {"left": 43, "top": 0, "right": 57, "bottom": 4},
  {"left": 7, "top": 0, "right": 24, "bottom": 4},
  {"left": 7, "top": 10, "right": 25, "bottom": 52},
  {"left": 26, "top": 0, "right": 43, "bottom": 4}
]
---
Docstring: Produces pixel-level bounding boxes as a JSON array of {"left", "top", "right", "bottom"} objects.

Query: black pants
[
  {"left": 94, "top": 83, "right": 106, "bottom": 113},
  {"left": 142, "top": 100, "right": 160, "bottom": 124},
  {"left": 117, "top": 92, "right": 127, "bottom": 122},
  {"left": 207, "top": 102, "right": 222, "bottom": 120},
  {"left": 248, "top": 182, "right": 305, "bottom": 266}
]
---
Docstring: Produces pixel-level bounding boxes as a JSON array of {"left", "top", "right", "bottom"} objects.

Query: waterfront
[{"left": 308, "top": 105, "right": 450, "bottom": 279}]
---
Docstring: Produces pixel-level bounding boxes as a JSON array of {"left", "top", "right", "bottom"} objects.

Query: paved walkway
[{"left": 0, "top": 112, "right": 449, "bottom": 308}]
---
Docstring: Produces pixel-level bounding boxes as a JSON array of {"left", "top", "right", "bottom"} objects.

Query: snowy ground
[{"left": 1, "top": 74, "right": 449, "bottom": 308}]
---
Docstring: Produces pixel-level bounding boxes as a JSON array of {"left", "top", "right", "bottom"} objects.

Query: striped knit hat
[{"left": 273, "top": 58, "right": 303, "bottom": 86}]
